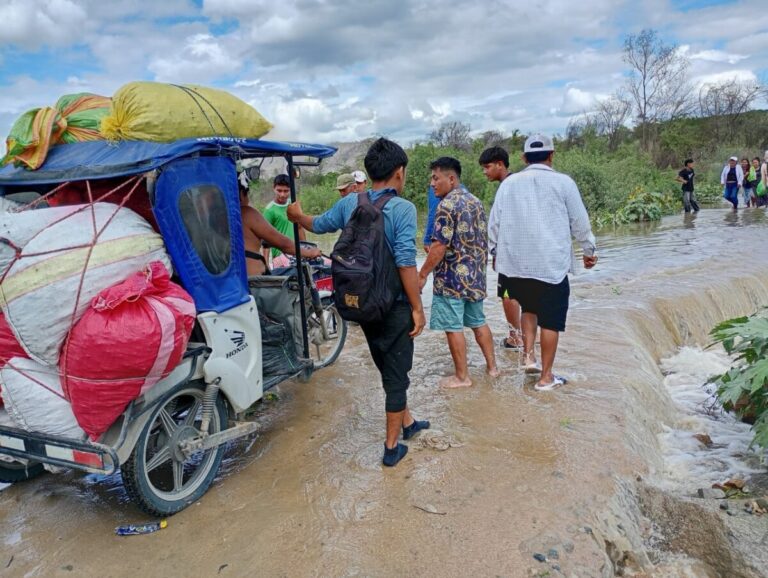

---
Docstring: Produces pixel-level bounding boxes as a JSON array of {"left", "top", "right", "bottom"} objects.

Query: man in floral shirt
[{"left": 418, "top": 157, "right": 499, "bottom": 388}]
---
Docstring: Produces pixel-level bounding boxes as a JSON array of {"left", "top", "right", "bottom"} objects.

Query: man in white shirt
[
  {"left": 720, "top": 156, "right": 743, "bottom": 210},
  {"left": 488, "top": 134, "right": 598, "bottom": 391}
]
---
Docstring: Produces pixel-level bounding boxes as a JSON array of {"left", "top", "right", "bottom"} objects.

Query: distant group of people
[
  {"left": 718, "top": 153, "right": 768, "bottom": 210},
  {"left": 680, "top": 153, "right": 768, "bottom": 213},
  {"left": 282, "top": 136, "right": 597, "bottom": 467}
]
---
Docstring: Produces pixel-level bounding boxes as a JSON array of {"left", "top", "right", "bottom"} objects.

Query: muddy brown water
[{"left": 2, "top": 209, "right": 768, "bottom": 577}]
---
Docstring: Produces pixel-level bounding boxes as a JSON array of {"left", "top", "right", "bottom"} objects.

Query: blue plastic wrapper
[{"left": 115, "top": 520, "right": 167, "bottom": 536}]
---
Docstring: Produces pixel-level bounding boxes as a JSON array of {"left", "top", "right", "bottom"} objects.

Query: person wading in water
[{"left": 488, "top": 134, "right": 598, "bottom": 391}]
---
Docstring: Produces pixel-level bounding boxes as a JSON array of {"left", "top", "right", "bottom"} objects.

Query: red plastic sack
[
  {"left": 0, "top": 312, "right": 29, "bottom": 406},
  {"left": 0, "top": 312, "right": 27, "bottom": 368},
  {"left": 61, "top": 262, "right": 196, "bottom": 439}
]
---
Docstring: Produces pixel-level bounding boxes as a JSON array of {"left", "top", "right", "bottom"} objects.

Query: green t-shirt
[{"left": 263, "top": 201, "right": 294, "bottom": 257}]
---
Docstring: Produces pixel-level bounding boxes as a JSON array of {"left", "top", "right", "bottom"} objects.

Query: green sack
[{"left": 757, "top": 180, "right": 766, "bottom": 197}]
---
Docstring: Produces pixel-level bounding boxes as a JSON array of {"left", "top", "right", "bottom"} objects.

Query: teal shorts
[{"left": 430, "top": 295, "right": 486, "bottom": 332}]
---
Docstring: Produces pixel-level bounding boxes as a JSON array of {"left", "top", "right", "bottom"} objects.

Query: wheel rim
[
  {"left": 141, "top": 389, "right": 221, "bottom": 502},
  {"left": 308, "top": 306, "right": 345, "bottom": 368}
]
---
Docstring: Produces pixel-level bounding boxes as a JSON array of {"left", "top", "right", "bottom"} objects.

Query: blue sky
[{"left": 0, "top": 0, "right": 766, "bottom": 145}]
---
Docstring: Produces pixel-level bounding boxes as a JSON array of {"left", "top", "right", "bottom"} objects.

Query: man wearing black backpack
[{"left": 287, "top": 138, "right": 429, "bottom": 467}]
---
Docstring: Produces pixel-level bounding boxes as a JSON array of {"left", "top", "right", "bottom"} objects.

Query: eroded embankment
[{"left": 572, "top": 261, "right": 768, "bottom": 577}]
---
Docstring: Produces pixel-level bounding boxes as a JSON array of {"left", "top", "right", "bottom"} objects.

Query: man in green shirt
[{"left": 262, "top": 174, "right": 305, "bottom": 266}]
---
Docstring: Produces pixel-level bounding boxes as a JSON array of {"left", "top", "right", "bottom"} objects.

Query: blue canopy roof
[{"left": 0, "top": 137, "right": 337, "bottom": 186}]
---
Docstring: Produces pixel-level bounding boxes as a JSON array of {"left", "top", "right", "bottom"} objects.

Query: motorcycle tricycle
[{"left": 0, "top": 136, "right": 344, "bottom": 515}]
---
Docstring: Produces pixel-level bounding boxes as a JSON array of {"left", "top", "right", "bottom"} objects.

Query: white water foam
[{"left": 653, "top": 346, "right": 765, "bottom": 493}]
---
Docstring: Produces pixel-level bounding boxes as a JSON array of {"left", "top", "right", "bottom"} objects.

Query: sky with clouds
[{"left": 0, "top": 0, "right": 766, "bottom": 146}]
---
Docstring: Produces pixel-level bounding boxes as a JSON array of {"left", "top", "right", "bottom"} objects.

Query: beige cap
[{"left": 335, "top": 173, "right": 356, "bottom": 189}]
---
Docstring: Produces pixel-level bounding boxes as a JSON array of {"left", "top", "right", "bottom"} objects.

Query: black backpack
[{"left": 330, "top": 191, "right": 402, "bottom": 323}]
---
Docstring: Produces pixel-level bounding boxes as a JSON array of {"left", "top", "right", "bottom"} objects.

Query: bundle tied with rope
[
  {"left": 100, "top": 81, "right": 273, "bottom": 143},
  {"left": 2, "top": 93, "right": 111, "bottom": 170},
  {"left": 0, "top": 181, "right": 195, "bottom": 441}
]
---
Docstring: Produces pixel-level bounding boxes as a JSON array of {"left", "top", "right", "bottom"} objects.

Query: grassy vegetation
[{"left": 250, "top": 110, "right": 768, "bottom": 229}]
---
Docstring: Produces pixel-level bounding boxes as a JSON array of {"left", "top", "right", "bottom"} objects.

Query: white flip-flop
[{"left": 534, "top": 375, "right": 567, "bottom": 391}]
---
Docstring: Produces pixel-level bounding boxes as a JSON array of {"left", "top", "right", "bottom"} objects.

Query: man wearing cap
[
  {"left": 488, "top": 134, "right": 597, "bottom": 391},
  {"left": 352, "top": 170, "right": 368, "bottom": 193},
  {"left": 336, "top": 173, "right": 356, "bottom": 197},
  {"left": 720, "top": 156, "right": 743, "bottom": 210}
]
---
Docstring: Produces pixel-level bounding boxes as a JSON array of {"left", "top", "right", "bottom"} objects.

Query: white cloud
[
  {"left": 149, "top": 34, "right": 242, "bottom": 83},
  {"left": 690, "top": 49, "right": 748, "bottom": 65},
  {"left": 693, "top": 69, "right": 759, "bottom": 87},
  {"left": 560, "top": 87, "right": 601, "bottom": 115},
  {"left": 234, "top": 79, "right": 262, "bottom": 88},
  {"left": 66, "top": 76, "right": 90, "bottom": 88},
  {"left": 0, "top": 0, "right": 88, "bottom": 49},
  {"left": 2, "top": 0, "right": 768, "bottom": 146}
]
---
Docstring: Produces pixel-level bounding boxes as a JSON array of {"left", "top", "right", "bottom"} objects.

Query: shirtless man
[{"left": 240, "top": 186, "right": 320, "bottom": 276}]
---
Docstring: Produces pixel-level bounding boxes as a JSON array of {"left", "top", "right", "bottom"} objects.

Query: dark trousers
[
  {"left": 682, "top": 190, "right": 699, "bottom": 213},
  {"left": 359, "top": 302, "right": 414, "bottom": 413}
]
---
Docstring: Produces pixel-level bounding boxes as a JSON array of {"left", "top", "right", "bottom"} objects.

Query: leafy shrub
[
  {"left": 710, "top": 312, "right": 768, "bottom": 449},
  {"left": 695, "top": 181, "right": 724, "bottom": 205},
  {"left": 616, "top": 188, "right": 667, "bottom": 222}
]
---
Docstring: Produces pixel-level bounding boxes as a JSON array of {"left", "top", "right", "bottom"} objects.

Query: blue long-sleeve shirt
[
  {"left": 423, "top": 184, "right": 470, "bottom": 246},
  {"left": 423, "top": 185, "right": 439, "bottom": 246},
  {"left": 312, "top": 188, "right": 417, "bottom": 268}
]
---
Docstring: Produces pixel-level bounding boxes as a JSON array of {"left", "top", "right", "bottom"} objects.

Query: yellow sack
[{"left": 100, "top": 82, "right": 272, "bottom": 142}]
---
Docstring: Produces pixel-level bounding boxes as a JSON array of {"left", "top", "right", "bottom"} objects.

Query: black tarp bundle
[{"left": 258, "top": 311, "right": 302, "bottom": 378}]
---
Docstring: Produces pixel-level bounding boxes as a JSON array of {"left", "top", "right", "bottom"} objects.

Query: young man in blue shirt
[{"left": 287, "top": 138, "right": 429, "bottom": 467}]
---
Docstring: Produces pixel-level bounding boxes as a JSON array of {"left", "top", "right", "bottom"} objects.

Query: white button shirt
[{"left": 488, "top": 163, "right": 596, "bottom": 284}]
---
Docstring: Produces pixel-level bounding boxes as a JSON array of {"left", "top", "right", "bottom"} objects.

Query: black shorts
[{"left": 497, "top": 274, "right": 570, "bottom": 332}]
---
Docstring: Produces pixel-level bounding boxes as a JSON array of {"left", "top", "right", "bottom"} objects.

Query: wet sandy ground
[{"left": 2, "top": 209, "right": 768, "bottom": 577}]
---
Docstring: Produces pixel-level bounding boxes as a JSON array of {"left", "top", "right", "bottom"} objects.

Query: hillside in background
[{"left": 252, "top": 110, "right": 768, "bottom": 227}]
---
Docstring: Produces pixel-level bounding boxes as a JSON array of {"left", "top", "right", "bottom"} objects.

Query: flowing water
[
  {"left": 1, "top": 208, "right": 768, "bottom": 577},
  {"left": 655, "top": 346, "right": 764, "bottom": 493}
]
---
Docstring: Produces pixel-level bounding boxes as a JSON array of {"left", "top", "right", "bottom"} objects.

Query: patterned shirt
[{"left": 432, "top": 188, "right": 488, "bottom": 302}]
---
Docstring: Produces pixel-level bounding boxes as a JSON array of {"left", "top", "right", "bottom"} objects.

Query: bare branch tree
[
  {"left": 623, "top": 29, "right": 691, "bottom": 149},
  {"left": 565, "top": 113, "right": 598, "bottom": 147},
  {"left": 698, "top": 78, "right": 762, "bottom": 140},
  {"left": 428, "top": 121, "right": 472, "bottom": 150},
  {"left": 477, "top": 130, "right": 506, "bottom": 148},
  {"left": 594, "top": 92, "right": 632, "bottom": 151}
]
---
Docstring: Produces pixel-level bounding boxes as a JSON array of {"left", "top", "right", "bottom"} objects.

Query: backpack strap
[
  {"left": 372, "top": 191, "right": 396, "bottom": 210},
  {"left": 356, "top": 190, "right": 397, "bottom": 210}
]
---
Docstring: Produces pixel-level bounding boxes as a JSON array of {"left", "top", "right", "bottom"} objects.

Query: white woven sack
[
  {"left": 0, "top": 357, "right": 85, "bottom": 440},
  {"left": 0, "top": 203, "right": 171, "bottom": 365},
  {"left": 0, "top": 197, "right": 19, "bottom": 214}
]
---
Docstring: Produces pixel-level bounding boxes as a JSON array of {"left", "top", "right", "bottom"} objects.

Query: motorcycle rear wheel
[{"left": 307, "top": 304, "right": 347, "bottom": 369}]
